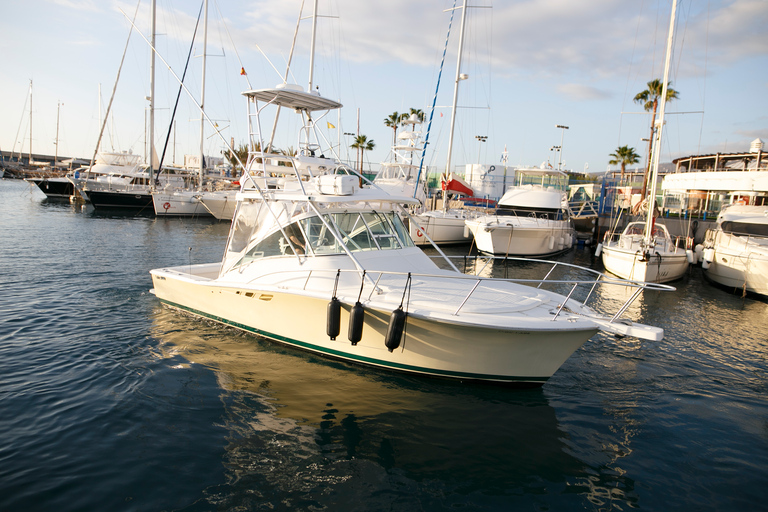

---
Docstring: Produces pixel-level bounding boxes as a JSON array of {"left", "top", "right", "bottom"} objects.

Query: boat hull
[
  {"left": 466, "top": 217, "right": 575, "bottom": 256},
  {"left": 705, "top": 232, "right": 768, "bottom": 296},
  {"left": 88, "top": 190, "right": 153, "bottom": 210},
  {"left": 601, "top": 243, "right": 689, "bottom": 283},
  {"left": 409, "top": 211, "right": 472, "bottom": 245},
  {"left": 153, "top": 192, "right": 214, "bottom": 217},
  {"left": 28, "top": 177, "right": 75, "bottom": 199},
  {"left": 151, "top": 265, "right": 598, "bottom": 384}
]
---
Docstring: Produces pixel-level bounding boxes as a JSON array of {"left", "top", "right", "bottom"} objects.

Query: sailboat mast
[
  {"left": 644, "top": 0, "right": 677, "bottom": 242},
  {"left": 29, "top": 80, "right": 33, "bottom": 166},
  {"left": 308, "top": 0, "right": 318, "bottom": 93},
  {"left": 443, "top": 0, "right": 469, "bottom": 208},
  {"left": 198, "top": 0, "right": 209, "bottom": 191},
  {"left": 148, "top": 0, "right": 156, "bottom": 183},
  {"left": 54, "top": 101, "right": 61, "bottom": 167},
  {"left": 445, "top": 0, "right": 468, "bottom": 178}
]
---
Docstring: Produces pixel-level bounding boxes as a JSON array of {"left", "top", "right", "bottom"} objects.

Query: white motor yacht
[
  {"left": 465, "top": 168, "right": 575, "bottom": 256},
  {"left": 150, "top": 85, "right": 670, "bottom": 385},
  {"left": 700, "top": 204, "right": 768, "bottom": 296}
]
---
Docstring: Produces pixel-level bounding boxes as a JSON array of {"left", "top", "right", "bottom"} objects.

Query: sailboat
[
  {"left": 598, "top": 0, "right": 690, "bottom": 283},
  {"left": 408, "top": 0, "right": 485, "bottom": 245}
]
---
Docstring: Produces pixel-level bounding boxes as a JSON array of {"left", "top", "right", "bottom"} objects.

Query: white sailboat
[
  {"left": 700, "top": 204, "right": 768, "bottom": 296},
  {"left": 465, "top": 167, "right": 575, "bottom": 256},
  {"left": 599, "top": 0, "right": 690, "bottom": 283},
  {"left": 408, "top": 0, "right": 483, "bottom": 245}
]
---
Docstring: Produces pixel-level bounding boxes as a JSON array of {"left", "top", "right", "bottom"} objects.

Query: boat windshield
[
  {"left": 231, "top": 211, "right": 414, "bottom": 268},
  {"left": 721, "top": 221, "right": 768, "bottom": 237},
  {"left": 304, "top": 211, "right": 414, "bottom": 254},
  {"left": 515, "top": 171, "right": 568, "bottom": 191}
]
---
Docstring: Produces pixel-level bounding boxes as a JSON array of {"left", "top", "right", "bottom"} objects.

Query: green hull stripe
[{"left": 158, "top": 299, "right": 549, "bottom": 383}]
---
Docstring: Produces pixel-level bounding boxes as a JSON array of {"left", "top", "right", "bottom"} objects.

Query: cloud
[
  {"left": 49, "top": 0, "right": 100, "bottom": 11},
  {"left": 557, "top": 83, "right": 613, "bottom": 101}
]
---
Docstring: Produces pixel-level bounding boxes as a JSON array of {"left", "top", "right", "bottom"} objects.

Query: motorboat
[
  {"left": 699, "top": 204, "right": 768, "bottom": 296},
  {"left": 465, "top": 168, "right": 575, "bottom": 256},
  {"left": 599, "top": 0, "right": 690, "bottom": 283},
  {"left": 149, "top": 83, "right": 671, "bottom": 386}
]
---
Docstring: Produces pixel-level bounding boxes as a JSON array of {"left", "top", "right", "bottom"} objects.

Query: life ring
[
  {"left": 416, "top": 229, "right": 423, "bottom": 237},
  {"left": 163, "top": 202, "right": 171, "bottom": 210}
]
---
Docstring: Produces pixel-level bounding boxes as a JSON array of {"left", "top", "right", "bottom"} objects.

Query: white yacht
[
  {"left": 465, "top": 168, "right": 575, "bottom": 256},
  {"left": 149, "top": 84, "right": 671, "bottom": 385},
  {"left": 700, "top": 204, "right": 768, "bottom": 296}
]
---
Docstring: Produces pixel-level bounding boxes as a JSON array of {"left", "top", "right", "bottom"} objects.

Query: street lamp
[
  {"left": 556, "top": 124, "right": 569, "bottom": 170},
  {"left": 549, "top": 145, "right": 561, "bottom": 168},
  {"left": 475, "top": 135, "right": 487, "bottom": 163}
]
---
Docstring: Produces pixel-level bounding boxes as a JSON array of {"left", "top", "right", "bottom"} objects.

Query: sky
[{"left": 1, "top": 0, "right": 766, "bottom": 175}]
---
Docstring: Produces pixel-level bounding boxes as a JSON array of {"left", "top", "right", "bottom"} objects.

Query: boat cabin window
[
  {"left": 305, "top": 212, "right": 414, "bottom": 254},
  {"left": 238, "top": 221, "right": 309, "bottom": 265},
  {"left": 230, "top": 211, "right": 413, "bottom": 268},
  {"left": 496, "top": 205, "right": 566, "bottom": 220},
  {"left": 624, "top": 223, "right": 667, "bottom": 238},
  {"left": 721, "top": 221, "right": 768, "bottom": 237}
]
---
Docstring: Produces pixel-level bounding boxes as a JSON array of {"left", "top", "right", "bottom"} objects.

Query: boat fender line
[
  {"left": 385, "top": 273, "right": 412, "bottom": 352},
  {"left": 348, "top": 270, "right": 366, "bottom": 345},
  {"left": 327, "top": 269, "right": 342, "bottom": 340}
]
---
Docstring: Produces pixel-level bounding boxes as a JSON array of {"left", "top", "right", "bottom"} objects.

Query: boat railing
[{"left": 273, "top": 257, "right": 673, "bottom": 323}]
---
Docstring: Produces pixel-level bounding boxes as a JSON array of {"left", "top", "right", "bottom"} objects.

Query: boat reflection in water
[{"left": 150, "top": 306, "right": 641, "bottom": 509}]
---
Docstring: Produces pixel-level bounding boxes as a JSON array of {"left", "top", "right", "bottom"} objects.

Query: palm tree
[
  {"left": 634, "top": 79, "right": 679, "bottom": 198},
  {"left": 384, "top": 112, "right": 402, "bottom": 146},
  {"left": 350, "top": 134, "right": 375, "bottom": 172},
  {"left": 608, "top": 145, "right": 640, "bottom": 181},
  {"left": 222, "top": 143, "right": 250, "bottom": 176}
]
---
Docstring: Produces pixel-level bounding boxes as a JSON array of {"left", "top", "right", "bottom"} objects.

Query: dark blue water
[{"left": 2, "top": 178, "right": 767, "bottom": 511}]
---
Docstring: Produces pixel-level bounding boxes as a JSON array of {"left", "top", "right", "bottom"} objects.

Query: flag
[
  {"left": 327, "top": 121, "right": 336, "bottom": 129},
  {"left": 500, "top": 144, "right": 508, "bottom": 164},
  {"left": 240, "top": 67, "right": 247, "bottom": 76}
]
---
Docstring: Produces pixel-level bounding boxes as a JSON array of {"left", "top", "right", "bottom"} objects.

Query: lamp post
[
  {"left": 550, "top": 146, "right": 561, "bottom": 168},
  {"left": 556, "top": 124, "right": 569, "bottom": 170},
  {"left": 475, "top": 135, "right": 487, "bottom": 163},
  {"left": 344, "top": 132, "right": 355, "bottom": 167}
]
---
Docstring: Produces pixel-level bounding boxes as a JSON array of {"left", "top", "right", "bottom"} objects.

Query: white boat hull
[
  {"left": 704, "top": 232, "right": 768, "bottom": 296},
  {"left": 409, "top": 210, "right": 473, "bottom": 245},
  {"left": 151, "top": 263, "right": 599, "bottom": 384},
  {"left": 601, "top": 243, "right": 689, "bottom": 283},
  {"left": 153, "top": 191, "right": 213, "bottom": 217},
  {"left": 466, "top": 217, "right": 575, "bottom": 256}
]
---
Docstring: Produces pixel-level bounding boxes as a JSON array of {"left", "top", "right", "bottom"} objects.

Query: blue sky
[{"left": 1, "top": 0, "right": 766, "bottom": 174}]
